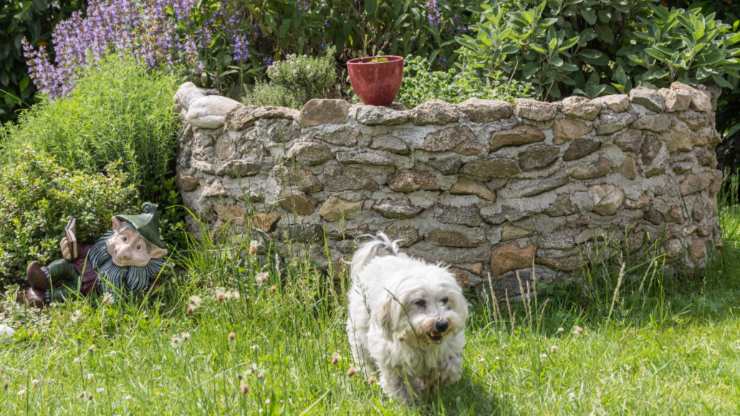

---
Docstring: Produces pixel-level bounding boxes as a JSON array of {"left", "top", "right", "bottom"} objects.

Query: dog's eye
[
  {"left": 441, "top": 297, "right": 449, "bottom": 304},
  {"left": 413, "top": 299, "right": 426, "bottom": 308}
]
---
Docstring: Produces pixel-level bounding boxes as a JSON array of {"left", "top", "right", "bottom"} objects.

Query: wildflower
[
  {"left": 70, "top": 309, "right": 83, "bottom": 323},
  {"left": 249, "top": 240, "right": 260, "bottom": 255},
  {"left": 18, "top": 388, "right": 26, "bottom": 396},
  {"left": 101, "top": 293, "right": 114, "bottom": 305},
  {"left": 256, "top": 370, "right": 265, "bottom": 380},
  {"left": 426, "top": 0, "right": 441, "bottom": 27},
  {"left": 540, "top": 353, "right": 548, "bottom": 360},
  {"left": 85, "top": 373, "right": 94, "bottom": 381},
  {"left": 31, "top": 379, "right": 40, "bottom": 387},
  {"left": 367, "top": 375, "right": 377, "bottom": 385},
  {"left": 228, "top": 331, "right": 236, "bottom": 343},
  {"left": 556, "top": 327, "right": 565, "bottom": 334},
  {"left": 255, "top": 272, "right": 269, "bottom": 286},
  {"left": 0, "top": 324, "right": 14, "bottom": 338},
  {"left": 181, "top": 332, "right": 191, "bottom": 342},
  {"left": 331, "top": 352, "right": 341, "bottom": 365},
  {"left": 226, "top": 290, "right": 240, "bottom": 300},
  {"left": 549, "top": 345, "right": 559, "bottom": 353},
  {"left": 215, "top": 288, "right": 227, "bottom": 302},
  {"left": 96, "top": 387, "right": 105, "bottom": 393},
  {"left": 572, "top": 325, "right": 584, "bottom": 335},
  {"left": 88, "top": 345, "right": 96, "bottom": 353},
  {"left": 347, "top": 367, "right": 357, "bottom": 377},
  {"left": 239, "top": 382, "right": 249, "bottom": 395},
  {"left": 187, "top": 295, "right": 202, "bottom": 314}
]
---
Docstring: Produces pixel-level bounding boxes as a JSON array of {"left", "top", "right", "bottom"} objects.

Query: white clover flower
[{"left": 0, "top": 324, "right": 14, "bottom": 338}]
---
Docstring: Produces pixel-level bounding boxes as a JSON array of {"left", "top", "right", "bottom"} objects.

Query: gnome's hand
[{"left": 60, "top": 237, "right": 73, "bottom": 261}]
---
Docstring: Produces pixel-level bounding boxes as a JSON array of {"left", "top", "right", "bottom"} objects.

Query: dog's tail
[{"left": 350, "top": 233, "right": 401, "bottom": 282}]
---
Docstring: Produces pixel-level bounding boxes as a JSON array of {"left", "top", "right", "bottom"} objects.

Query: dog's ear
[{"left": 377, "top": 293, "right": 395, "bottom": 338}]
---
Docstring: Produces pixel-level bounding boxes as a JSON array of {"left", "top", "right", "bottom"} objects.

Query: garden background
[{"left": 0, "top": 1, "right": 739, "bottom": 414}]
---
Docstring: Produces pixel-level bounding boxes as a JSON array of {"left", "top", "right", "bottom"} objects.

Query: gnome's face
[{"left": 106, "top": 217, "right": 167, "bottom": 267}]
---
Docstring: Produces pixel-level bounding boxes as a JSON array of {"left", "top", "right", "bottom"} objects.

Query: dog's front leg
[
  {"left": 379, "top": 366, "right": 417, "bottom": 402},
  {"left": 439, "top": 350, "right": 463, "bottom": 385}
]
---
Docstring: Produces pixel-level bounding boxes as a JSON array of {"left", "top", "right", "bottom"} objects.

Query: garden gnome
[{"left": 19, "top": 203, "right": 168, "bottom": 307}]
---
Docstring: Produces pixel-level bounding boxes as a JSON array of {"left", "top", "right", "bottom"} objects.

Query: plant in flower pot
[{"left": 347, "top": 56, "right": 404, "bottom": 106}]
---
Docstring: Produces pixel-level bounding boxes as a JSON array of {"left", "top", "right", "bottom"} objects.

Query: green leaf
[
  {"left": 579, "top": 49, "right": 608, "bottom": 65},
  {"left": 582, "top": 8, "right": 597, "bottom": 25},
  {"left": 712, "top": 74, "right": 733, "bottom": 89}
]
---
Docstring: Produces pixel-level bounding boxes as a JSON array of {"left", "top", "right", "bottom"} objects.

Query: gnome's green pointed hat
[{"left": 115, "top": 202, "right": 166, "bottom": 249}]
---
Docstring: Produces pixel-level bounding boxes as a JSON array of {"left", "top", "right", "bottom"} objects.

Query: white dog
[{"left": 346, "top": 233, "right": 469, "bottom": 401}]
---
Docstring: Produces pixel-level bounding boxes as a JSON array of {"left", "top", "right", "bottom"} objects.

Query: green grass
[{"left": 1, "top": 205, "right": 738, "bottom": 415}]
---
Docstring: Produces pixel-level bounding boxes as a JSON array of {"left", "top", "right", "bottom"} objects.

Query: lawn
[{"left": 1, "top": 204, "right": 738, "bottom": 415}]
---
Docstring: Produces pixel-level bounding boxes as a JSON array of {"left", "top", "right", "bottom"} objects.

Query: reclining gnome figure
[{"left": 19, "top": 203, "right": 168, "bottom": 307}]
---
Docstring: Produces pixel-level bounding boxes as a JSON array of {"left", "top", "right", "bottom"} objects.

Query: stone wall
[{"left": 174, "top": 82, "right": 722, "bottom": 292}]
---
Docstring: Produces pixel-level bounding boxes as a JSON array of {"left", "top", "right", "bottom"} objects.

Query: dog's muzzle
[{"left": 429, "top": 319, "right": 449, "bottom": 342}]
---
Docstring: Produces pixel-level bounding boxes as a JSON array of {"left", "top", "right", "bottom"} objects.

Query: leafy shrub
[
  {"left": 0, "top": 149, "right": 136, "bottom": 284},
  {"left": 458, "top": 0, "right": 740, "bottom": 99},
  {"left": 398, "top": 55, "right": 534, "bottom": 108},
  {"left": 1, "top": 55, "right": 180, "bottom": 202},
  {"left": 243, "top": 48, "right": 337, "bottom": 108},
  {"left": 0, "top": 0, "right": 84, "bottom": 122}
]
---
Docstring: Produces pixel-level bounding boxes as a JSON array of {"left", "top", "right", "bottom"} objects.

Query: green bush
[
  {"left": 0, "top": 149, "right": 136, "bottom": 284},
  {"left": 458, "top": 0, "right": 740, "bottom": 99},
  {"left": 243, "top": 48, "right": 337, "bottom": 108},
  {"left": 398, "top": 55, "right": 534, "bottom": 108},
  {"left": 0, "top": 55, "right": 181, "bottom": 201}
]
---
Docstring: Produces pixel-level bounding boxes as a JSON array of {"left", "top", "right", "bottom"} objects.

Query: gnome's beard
[{"left": 87, "top": 231, "right": 165, "bottom": 293}]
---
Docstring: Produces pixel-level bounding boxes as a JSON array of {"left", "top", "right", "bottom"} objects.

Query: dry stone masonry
[{"left": 175, "top": 82, "right": 722, "bottom": 293}]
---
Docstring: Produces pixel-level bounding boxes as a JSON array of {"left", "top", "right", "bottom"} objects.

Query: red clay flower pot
[{"left": 347, "top": 56, "right": 404, "bottom": 106}]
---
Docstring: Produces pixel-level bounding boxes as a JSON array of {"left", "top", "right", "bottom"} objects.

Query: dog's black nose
[{"left": 435, "top": 320, "right": 449, "bottom": 333}]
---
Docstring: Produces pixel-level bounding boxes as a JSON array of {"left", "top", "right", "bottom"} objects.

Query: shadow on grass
[{"left": 414, "top": 370, "right": 508, "bottom": 416}]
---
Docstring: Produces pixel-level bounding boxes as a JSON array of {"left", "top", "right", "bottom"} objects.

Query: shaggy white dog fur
[{"left": 346, "top": 233, "right": 469, "bottom": 401}]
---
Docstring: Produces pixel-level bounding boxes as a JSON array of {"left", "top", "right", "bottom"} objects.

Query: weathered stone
[
  {"left": 371, "top": 135, "right": 409, "bottom": 154},
  {"left": 660, "top": 120, "right": 694, "bottom": 153},
  {"left": 175, "top": 82, "right": 206, "bottom": 113},
  {"left": 621, "top": 155, "right": 638, "bottom": 180},
  {"left": 569, "top": 156, "right": 611, "bottom": 180},
  {"left": 590, "top": 184, "right": 624, "bottom": 216},
  {"left": 518, "top": 144, "right": 560, "bottom": 171},
  {"left": 322, "top": 163, "right": 379, "bottom": 192},
  {"left": 309, "top": 124, "right": 360, "bottom": 146},
  {"left": 276, "top": 165, "right": 322, "bottom": 193},
  {"left": 561, "top": 96, "right": 601, "bottom": 120},
  {"left": 597, "top": 112, "right": 636, "bottom": 135},
  {"left": 384, "top": 223, "right": 421, "bottom": 247},
  {"left": 300, "top": 99, "right": 350, "bottom": 127},
  {"left": 517, "top": 176, "right": 569, "bottom": 197},
  {"left": 252, "top": 212, "right": 281, "bottom": 232},
  {"left": 592, "top": 94, "right": 630, "bottom": 112},
  {"left": 554, "top": 118, "right": 593, "bottom": 143},
  {"left": 545, "top": 194, "right": 578, "bottom": 217},
  {"left": 563, "top": 139, "right": 601, "bottom": 161},
  {"left": 407, "top": 242, "right": 489, "bottom": 264},
  {"left": 665, "top": 205, "right": 684, "bottom": 224},
  {"left": 633, "top": 113, "right": 672, "bottom": 132},
  {"left": 186, "top": 95, "right": 242, "bottom": 129},
  {"left": 319, "top": 196, "right": 362, "bottom": 222},
  {"left": 680, "top": 174, "right": 711, "bottom": 196},
  {"left": 450, "top": 178, "right": 496, "bottom": 201},
  {"left": 428, "top": 227, "right": 485, "bottom": 248},
  {"left": 695, "top": 148, "right": 717, "bottom": 167},
  {"left": 659, "top": 88, "right": 692, "bottom": 112},
  {"left": 514, "top": 99, "right": 558, "bottom": 121},
  {"left": 630, "top": 87, "right": 665, "bottom": 112},
  {"left": 612, "top": 129, "right": 644, "bottom": 153},
  {"left": 426, "top": 156, "right": 462, "bottom": 174},
  {"left": 434, "top": 204, "right": 482, "bottom": 227},
  {"left": 490, "top": 125, "right": 545, "bottom": 151},
  {"left": 461, "top": 158, "right": 521, "bottom": 181},
  {"left": 491, "top": 242, "right": 537, "bottom": 275},
  {"left": 671, "top": 82, "right": 712, "bottom": 112},
  {"left": 227, "top": 106, "right": 299, "bottom": 130},
  {"left": 501, "top": 223, "right": 532, "bottom": 241},
  {"left": 678, "top": 111, "right": 709, "bottom": 130},
  {"left": 213, "top": 204, "right": 246, "bottom": 226},
  {"left": 336, "top": 149, "right": 404, "bottom": 166},
  {"left": 459, "top": 98, "right": 513, "bottom": 122},
  {"left": 285, "top": 141, "right": 333, "bottom": 165},
  {"left": 645, "top": 207, "right": 664, "bottom": 225},
  {"left": 411, "top": 100, "right": 461, "bottom": 125},
  {"left": 278, "top": 191, "right": 316, "bottom": 216},
  {"left": 216, "top": 159, "right": 261, "bottom": 177},
  {"left": 421, "top": 125, "right": 476, "bottom": 153},
  {"left": 177, "top": 175, "right": 199, "bottom": 192},
  {"left": 373, "top": 198, "right": 423, "bottom": 219},
  {"left": 389, "top": 170, "right": 439, "bottom": 193},
  {"left": 355, "top": 105, "right": 410, "bottom": 125},
  {"left": 278, "top": 224, "right": 323, "bottom": 243},
  {"left": 689, "top": 238, "right": 707, "bottom": 262}
]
